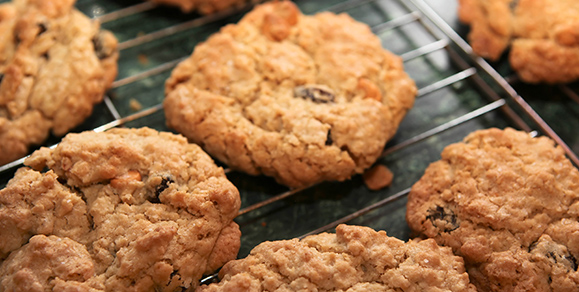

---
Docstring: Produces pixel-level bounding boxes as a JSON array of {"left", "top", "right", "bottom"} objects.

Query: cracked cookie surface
[
  {"left": 164, "top": 1, "right": 416, "bottom": 188},
  {"left": 406, "top": 128, "right": 579, "bottom": 292},
  {"left": 146, "top": 0, "right": 251, "bottom": 14},
  {"left": 197, "top": 224, "right": 476, "bottom": 292},
  {"left": 0, "top": 127, "right": 241, "bottom": 291},
  {"left": 458, "top": 0, "right": 579, "bottom": 83},
  {"left": 0, "top": 0, "right": 118, "bottom": 165}
]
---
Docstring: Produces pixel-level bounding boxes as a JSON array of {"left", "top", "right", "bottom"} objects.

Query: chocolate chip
[
  {"left": 37, "top": 23, "right": 47, "bottom": 36},
  {"left": 294, "top": 85, "right": 335, "bottom": 103},
  {"left": 426, "top": 205, "right": 459, "bottom": 232},
  {"left": 325, "top": 129, "right": 333, "bottom": 146},
  {"left": 0, "top": 73, "right": 4, "bottom": 84}
]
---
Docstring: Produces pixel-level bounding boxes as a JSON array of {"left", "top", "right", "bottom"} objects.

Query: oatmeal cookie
[
  {"left": 406, "top": 128, "right": 579, "bottom": 291},
  {"left": 164, "top": 1, "right": 417, "bottom": 188},
  {"left": 197, "top": 224, "right": 476, "bottom": 292},
  {"left": 458, "top": 0, "right": 579, "bottom": 83},
  {"left": 146, "top": 0, "right": 251, "bottom": 14},
  {"left": 0, "top": 0, "right": 119, "bottom": 165},
  {"left": 0, "top": 127, "right": 241, "bottom": 291}
]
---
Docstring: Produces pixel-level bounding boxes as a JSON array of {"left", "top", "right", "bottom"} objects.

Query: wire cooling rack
[{"left": 2, "top": 0, "right": 579, "bottom": 284}]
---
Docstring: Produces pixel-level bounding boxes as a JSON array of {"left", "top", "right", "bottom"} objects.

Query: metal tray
[{"left": 1, "top": 0, "right": 579, "bottom": 284}]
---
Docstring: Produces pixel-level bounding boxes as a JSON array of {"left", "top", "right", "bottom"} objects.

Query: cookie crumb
[
  {"left": 138, "top": 54, "right": 149, "bottom": 65},
  {"left": 129, "top": 99, "right": 143, "bottom": 111},
  {"left": 363, "top": 164, "right": 393, "bottom": 190}
]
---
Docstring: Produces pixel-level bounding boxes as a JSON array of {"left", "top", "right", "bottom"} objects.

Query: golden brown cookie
[
  {"left": 0, "top": 127, "right": 241, "bottom": 291},
  {"left": 146, "top": 0, "right": 251, "bottom": 14},
  {"left": 197, "top": 224, "right": 477, "bottom": 292},
  {"left": 0, "top": 0, "right": 119, "bottom": 165},
  {"left": 0, "top": 235, "right": 101, "bottom": 291},
  {"left": 406, "top": 128, "right": 579, "bottom": 291},
  {"left": 164, "top": 1, "right": 417, "bottom": 188},
  {"left": 458, "top": 0, "right": 579, "bottom": 83}
]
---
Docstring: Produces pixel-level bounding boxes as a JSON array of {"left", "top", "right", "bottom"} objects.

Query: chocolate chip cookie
[
  {"left": 458, "top": 0, "right": 579, "bottom": 83},
  {"left": 0, "top": 0, "right": 119, "bottom": 165},
  {"left": 197, "top": 224, "right": 477, "bottom": 292},
  {"left": 0, "top": 127, "right": 241, "bottom": 291},
  {"left": 406, "top": 128, "right": 579, "bottom": 291},
  {"left": 164, "top": 1, "right": 417, "bottom": 188},
  {"left": 146, "top": 0, "right": 251, "bottom": 14}
]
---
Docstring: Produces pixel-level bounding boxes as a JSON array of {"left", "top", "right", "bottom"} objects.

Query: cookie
[
  {"left": 406, "top": 128, "right": 579, "bottom": 291},
  {"left": 458, "top": 0, "right": 579, "bottom": 83},
  {"left": 0, "top": 0, "right": 119, "bottom": 165},
  {"left": 197, "top": 224, "right": 476, "bottom": 292},
  {"left": 0, "top": 127, "right": 241, "bottom": 291},
  {"left": 0, "top": 235, "right": 101, "bottom": 291},
  {"left": 164, "top": 1, "right": 417, "bottom": 188}
]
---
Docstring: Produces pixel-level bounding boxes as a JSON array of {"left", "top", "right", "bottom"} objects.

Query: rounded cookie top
[
  {"left": 0, "top": 127, "right": 241, "bottom": 291},
  {"left": 146, "top": 0, "right": 250, "bottom": 14},
  {"left": 164, "top": 1, "right": 416, "bottom": 188},
  {"left": 197, "top": 224, "right": 477, "bottom": 292},
  {"left": 406, "top": 128, "right": 579, "bottom": 292},
  {"left": 458, "top": 0, "right": 579, "bottom": 83},
  {"left": 0, "top": 0, "right": 119, "bottom": 165}
]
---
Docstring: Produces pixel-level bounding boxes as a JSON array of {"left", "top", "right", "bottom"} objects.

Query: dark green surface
[{"left": 1, "top": 0, "right": 577, "bottom": 263}]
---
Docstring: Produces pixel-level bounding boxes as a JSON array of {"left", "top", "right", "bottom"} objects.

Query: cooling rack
[{"left": 1, "top": 0, "right": 579, "bottom": 284}]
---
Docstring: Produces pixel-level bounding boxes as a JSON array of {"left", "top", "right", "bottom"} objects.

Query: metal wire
[
  {"left": 404, "top": 0, "right": 579, "bottom": 167},
  {"left": 559, "top": 84, "right": 579, "bottom": 105},
  {"left": 116, "top": 0, "right": 268, "bottom": 50},
  {"left": 96, "top": 2, "right": 158, "bottom": 23}
]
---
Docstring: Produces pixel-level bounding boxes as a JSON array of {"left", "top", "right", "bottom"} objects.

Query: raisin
[
  {"left": 92, "top": 34, "right": 105, "bottom": 59},
  {"left": 426, "top": 205, "right": 459, "bottom": 232},
  {"left": 155, "top": 177, "right": 174, "bottom": 195},
  {"left": 325, "top": 129, "right": 333, "bottom": 146},
  {"left": 37, "top": 23, "right": 47, "bottom": 36},
  {"left": 565, "top": 255, "right": 578, "bottom": 271},
  {"left": 150, "top": 177, "right": 174, "bottom": 203},
  {"left": 509, "top": 0, "right": 519, "bottom": 11},
  {"left": 530, "top": 239, "right": 578, "bottom": 271},
  {"left": 548, "top": 251, "right": 577, "bottom": 271},
  {"left": 294, "top": 85, "right": 335, "bottom": 103},
  {"left": 528, "top": 240, "right": 539, "bottom": 252},
  {"left": 92, "top": 31, "right": 113, "bottom": 60}
]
